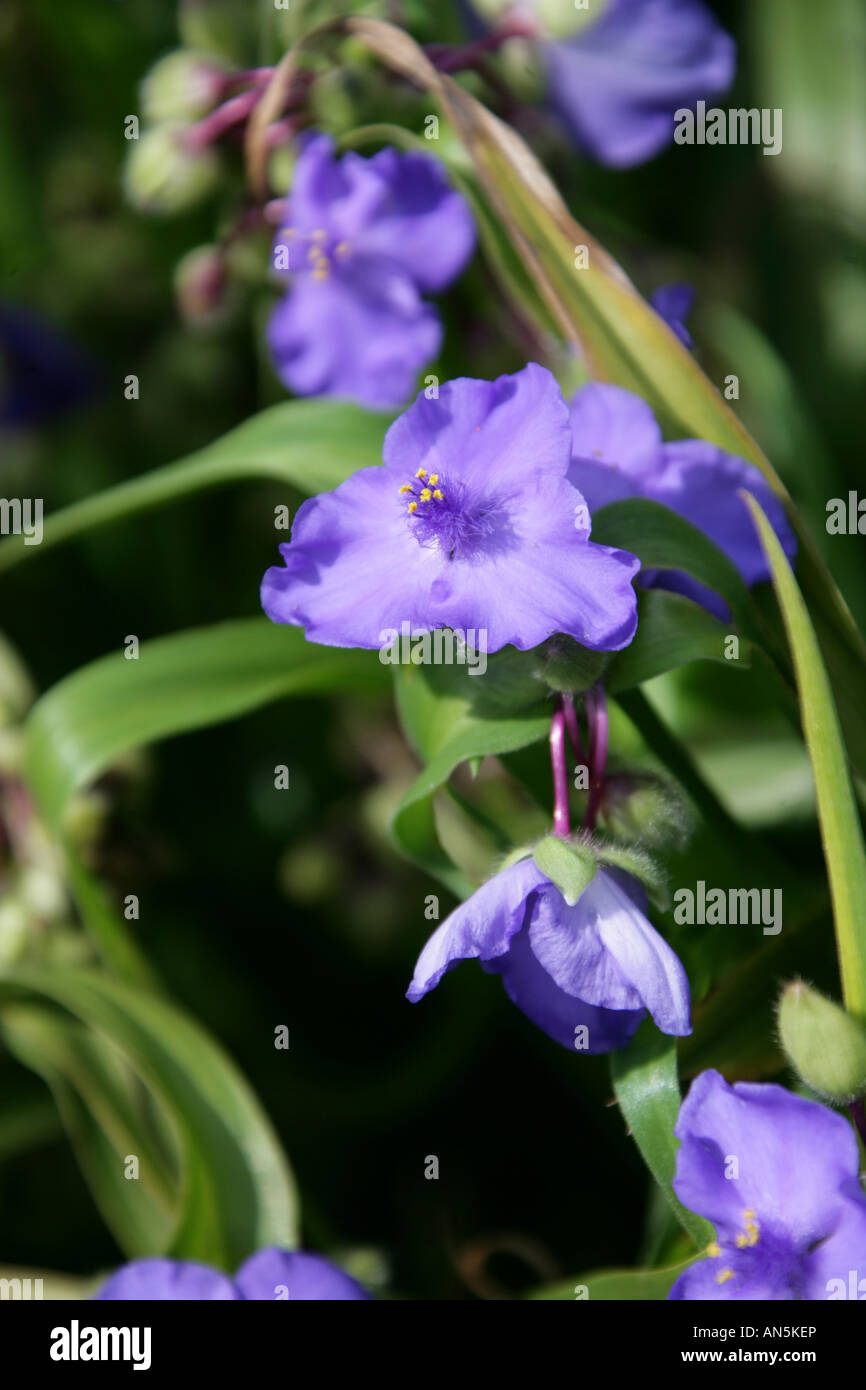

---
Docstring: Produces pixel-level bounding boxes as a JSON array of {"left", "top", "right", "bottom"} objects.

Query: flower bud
[
  {"left": 174, "top": 245, "right": 232, "bottom": 330},
  {"left": 539, "top": 635, "right": 606, "bottom": 693},
  {"left": 141, "top": 50, "right": 231, "bottom": 124},
  {"left": 777, "top": 980, "right": 866, "bottom": 1104},
  {"left": 124, "top": 124, "right": 220, "bottom": 216}
]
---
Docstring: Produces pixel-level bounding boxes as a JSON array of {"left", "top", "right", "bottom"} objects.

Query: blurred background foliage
[{"left": 0, "top": 0, "right": 864, "bottom": 1296}]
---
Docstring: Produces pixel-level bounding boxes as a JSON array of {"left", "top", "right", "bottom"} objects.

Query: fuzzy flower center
[
  {"left": 705, "top": 1207, "right": 810, "bottom": 1296},
  {"left": 397, "top": 468, "right": 511, "bottom": 561},
  {"left": 276, "top": 226, "right": 352, "bottom": 282}
]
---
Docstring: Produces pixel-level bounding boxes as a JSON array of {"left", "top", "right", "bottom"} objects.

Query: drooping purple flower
[
  {"left": 670, "top": 1070, "right": 866, "bottom": 1300},
  {"left": 262, "top": 364, "right": 640, "bottom": 653},
  {"left": 94, "top": 1248, "right": 370, "bottom": 1301},
  {"left": 266, "top": 134, "right": 475, "bottom": 409},
  {"left": 407, "top": 857, "right": 691, "bottom": 1053},
  {"left": 650, "top": 281, "right": 695, "bottom": 350},
  {"left": 567, "top": 382, "right": 797, "bottom": 618},
  {"left": 541, "top": 0, "right": 736, "bottom": 167}
]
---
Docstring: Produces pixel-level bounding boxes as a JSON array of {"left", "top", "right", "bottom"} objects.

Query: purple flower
[
  {"left": 567, "top": 382, "right": 797, "bottom": 618},
  {"left": 542, "top": 0, "right": 735, "bottom": 167},
  {"left": 407, "top": 857, "right": 691, "bottom": 1052},
  {"left": 95, "top": 1248, "right": 370, "bottom": 1301},
  {"left": 262, "top": 364, "right": 640, "bottom": 653},
  {"left": 650, "top": 281, "right": 695, "bottom": 350},
  {"left": 266, "top": 134, "right": 475, "bottom": 409},
  {"left": 670, "top": 1070, "right": 866, "bottom": 1300}
]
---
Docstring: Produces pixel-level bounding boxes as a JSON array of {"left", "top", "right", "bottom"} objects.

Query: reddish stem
[
  {"left": 187, "top": 88, "right": 263, "bottom": 150},
  {"left": 550, "top": 696, "right": 571, "bottom": 839},
  {"left": 583, "top": 684, "right": 609, "bottom": 833}
]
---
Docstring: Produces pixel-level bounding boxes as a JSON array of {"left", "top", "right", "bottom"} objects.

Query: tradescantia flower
[
  {"left": 95, "top": 1248, "right": 370, "bottom": 1301},
  {"left": 670, "top": 1070, "right": 866, "bottom": 1300},
  {"left": 261, "top": 364, "right": 640, "bottom": 653},
  {"left": 479, "top": 0, "right": 735, "bottom": 167},
  {"left": 567, "top": 382, "right": 797, "bottom": 618},
  {"left": 407, "top": 857, "right": 691, "bottom": 1053},
  {"left": 266, "top": 133, "right": 475, "bottom": 409}
]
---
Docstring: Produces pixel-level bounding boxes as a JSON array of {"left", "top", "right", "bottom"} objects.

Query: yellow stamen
[
  {"left": 416, "top": 468, "right": 427, "bottom": 480},
  {"left": 277, "top": 227, "right": 296, "bottom": 239},
  {"left": 432, "top": 489, "right": 443, "bottom": 500},
  {"left": 706, "top": 1242, "right": 721, "bottom": 1258},
  {"left": 428, "top": 473, "right": 439, "bottom": 485},
  {"left": 311, "top": 229, "right": 327, "bottom": 240},
  {"left": 312, "top": 264, "right": 330, "bottom": 281},
  {"left": 715, "top": 1268, "right": 735, "bottom": 1286},
  {"left": 407, "top": 501, "right": 418, "bottom": 514},
  {"left": 334, "top": 241, "right": 351, "bottom": 258},
  {"left": 399, "top": 485, "right": 413, "bottom": 494},
  {"left": 419, "top": 488, "right": 432, "bottom": 502}
]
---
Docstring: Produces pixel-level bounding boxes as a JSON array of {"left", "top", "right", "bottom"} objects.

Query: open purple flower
[
  {"left": 95, "top": 1248, "right": 370, "bottom": 1301},
  {"left": 262, "top": 364, "right": 640, "bottom": 653},
  {"left": 567, "top": 382, "right": 797, "bottom": 618},
  {"left": 670, "top": 1070, "right": 866, "bottom": 1300},
  {"left": 266, "top": 134, "right": 475, "bottom": 409},
  {"left": 407, "top": 857, "right": 691, "bottom": 1053},
  {"left": 542, "top": 0, "right": 736, "bottom": 167}
]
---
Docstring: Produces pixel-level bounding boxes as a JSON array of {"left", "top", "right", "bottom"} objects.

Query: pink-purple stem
[
  {"left": 186, "top": 88, "right": 263, "bottom": 151},
  {"left": 550, "top": 697, "right": 571, "bottom": 840},
  {"left": 583, "top": 684, "right": 609, "bottom": 833}
]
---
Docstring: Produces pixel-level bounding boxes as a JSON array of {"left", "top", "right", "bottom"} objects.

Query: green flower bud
[
  {"left": 539, "top": 635, "right": 606, "bottom": 694},
  {"left": 141, "top": 50, "right": 231, "bottom": 124},
  {"left": 124, "top": 124, "right": 220, "bottom": 216},
  {"left": 777, "top": 980, "right": 866, "bottom": 1104}
]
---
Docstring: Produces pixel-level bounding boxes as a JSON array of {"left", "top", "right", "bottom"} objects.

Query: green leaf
[
  {"left": 0, "top": 967, "right": 299, "bottom": 1267},
  {"left": 390, "top": 661, "right": 549, "bottom": 892},
  {"left": 610, "top": 1024, "right": 714, "bottom": 1250},
  {"left": 0, "top": 1004, "right": 176, "bottom": 1255},
  {"left": 22, "top": 620, "right": 386, "bottom": 980},
  {"left": 744, "top": 493, "right": 866, "bottom": 1019},
  {"left": 528, "top": 1257, "right": 695, "bottom": 1301},
  {"left": 0, "top": 398, "right": 387, "bottom": 573},
  {"left": 533, "top": 835, "right": 596, "bottom": 906},
  {"left": 606, "top": 590, "right": 750, "bottom": 693}
]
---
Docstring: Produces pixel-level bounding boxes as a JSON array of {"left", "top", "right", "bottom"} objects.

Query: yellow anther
[
  {"left": 706, "top": 1242, "right": 721, "bottom": 1259},
  {"left": 311, "top": 228, "right": 327, "bottom": 240},
  {"left": 399, "top": 484, "right": 413, "bottom": 494},
  {"left": 432, "top": 489, "right": 443, "bottom": 500},
  {"left": 419, "top": 488, "right": 432, "bottom": 502},
  {"left": 334, "top": 241, "right": 351, "bottom": 258},
  {"left": 416, "top": 468, "right": 427, "bottom": 480},
  {"left": 312, "top": 264, "right": 330, "bottom": 281},
  {"left": 407, "top": 501, "right": 418, "bottom": 514},
  {"left": 715, "top": 1268, "right": 735, "bottom": 1286},
  {"left": 308, "top": 245, "right": 327, "bottom": 263},
  {"left": 277, "top": 227, "right": 297, "bottom": 239},
  {"left": 735, "top": 1233, "right": 748, "bottom": 1248},
  {"left": 428, "top": 473, "right": 439, "bottom": 485},
  {"left": 743, "top": 1209, "right": 756, "bottom": 1221}
]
